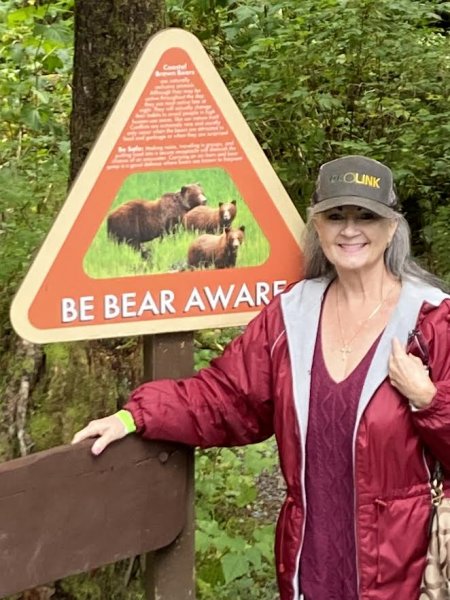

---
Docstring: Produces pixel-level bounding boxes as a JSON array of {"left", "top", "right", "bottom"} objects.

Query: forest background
[{"left": 1, "top": 0, "right": 449, "bottom": 598}]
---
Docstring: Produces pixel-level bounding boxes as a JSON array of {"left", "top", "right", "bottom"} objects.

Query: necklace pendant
[{"left": 340, "top": 345, "right": 352, "bottom": 360}]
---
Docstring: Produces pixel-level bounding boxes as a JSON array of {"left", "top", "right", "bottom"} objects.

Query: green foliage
[
  {"left": 423, "top": 203, "right": 450, "bottom": 282},
  {"left": 55, "top": 562, "right": 145, "bottom": 599},
  {"left": 0, "top": 0, "right": 73, "bottom": 349},
  {"left": 194, "top": 327, "right": 239, "bottom": 369},
  {"left": 195, "top": 443, "right": 278, "bottom": 600},
  {"left": 0, "top": 0, "right": 73, "bottom": 169},
  {"left": 0, "top": 160, "right": 69, "bottom": 344}
]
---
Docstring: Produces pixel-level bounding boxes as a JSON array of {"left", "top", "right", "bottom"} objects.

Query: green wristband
[{"left": 115, "top": 409, "right": 137, "bottom": 434}]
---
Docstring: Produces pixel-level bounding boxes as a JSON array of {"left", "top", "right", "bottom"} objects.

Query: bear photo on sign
[{"left": 83, "top": 168, "right": 269, "bottom": 278}]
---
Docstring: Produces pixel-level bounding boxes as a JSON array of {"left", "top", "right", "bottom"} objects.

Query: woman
[{"left": 73, "top": 156, "right": 450, "bottom": 600}]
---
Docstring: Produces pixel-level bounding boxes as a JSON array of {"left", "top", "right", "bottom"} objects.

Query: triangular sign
[{"left": 11, "top": 28, "right": 305, "bottom": 343}]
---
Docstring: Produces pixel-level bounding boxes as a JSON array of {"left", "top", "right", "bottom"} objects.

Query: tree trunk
[{"left": 70, "top": 0, "right": 166, "bottom": 182}]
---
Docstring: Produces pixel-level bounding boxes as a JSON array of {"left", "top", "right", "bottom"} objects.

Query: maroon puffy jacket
[{"left": 125, "top": 277, "right": 450, "bottom": 600}]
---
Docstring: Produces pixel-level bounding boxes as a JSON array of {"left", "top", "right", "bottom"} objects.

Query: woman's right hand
[{"left": 71, "top": 415, "right": 127, "bottom": 455}]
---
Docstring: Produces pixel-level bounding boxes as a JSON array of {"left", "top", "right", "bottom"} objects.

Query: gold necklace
[{"left": 335, "top": 282, "right": 396, "bottom": 361}]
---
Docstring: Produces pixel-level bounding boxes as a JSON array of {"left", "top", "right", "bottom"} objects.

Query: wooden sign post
[{"left": 143, "top": 332, "right": 195, "bottom": 599}]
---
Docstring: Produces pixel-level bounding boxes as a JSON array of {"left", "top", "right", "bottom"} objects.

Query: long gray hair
[{"left": 303, "top": 211, "right": 448, "bottom": 290}]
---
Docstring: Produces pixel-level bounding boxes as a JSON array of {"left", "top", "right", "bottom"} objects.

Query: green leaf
[
  {"left": 21, "top": 106, "right": 42, "bottom": 130},
  {"left": 221, "top": 552, "right": 250, "bottom": 584},
  {"left": 246, "top": 546, "right": 263, "bottom": 570}
]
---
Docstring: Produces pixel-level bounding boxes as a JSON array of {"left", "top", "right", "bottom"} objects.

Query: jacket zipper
[
  {"left": 353, "top": 464, "right": 361, "bottom": 596},
  {"left": 374, "top": 498, "right": 387, "bottom": 583},
  {"left": 293, "top": 419, "right": 309, "bottom": 599},
  {"left": 279, "top": 495, "right": 294, "bottom": 574}
]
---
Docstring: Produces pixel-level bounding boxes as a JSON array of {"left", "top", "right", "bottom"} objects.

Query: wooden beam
[{"left": 0, "top": 436, "right": 188, "bottom": 597}]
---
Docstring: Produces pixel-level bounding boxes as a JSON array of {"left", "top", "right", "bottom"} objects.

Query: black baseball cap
[{"left": 310, "top": 155, "right": 398, "bottom": 217}]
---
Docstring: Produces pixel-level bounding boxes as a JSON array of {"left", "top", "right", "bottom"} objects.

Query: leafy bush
[
  {"left": 0, "top": 160, "right": 69, "bottom": 346},
  {"left": 0, "top": 0, "right": 73, "bottom": 169},
  {"left": 195, "top": 444, "right": 279, "bottom": 599}
]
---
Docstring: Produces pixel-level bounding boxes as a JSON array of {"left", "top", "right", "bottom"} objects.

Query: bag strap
[
  {"left": 431, "top": 462, "right": 444, "bottom": 508},
  {"left": 426, "top": 461, "right": 444, "bottom": 536}
]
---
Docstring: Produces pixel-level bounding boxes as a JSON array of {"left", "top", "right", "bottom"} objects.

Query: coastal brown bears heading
[
  {"left": 187, "top": 226, "right": 245, "bottom": 269},
  {"left": 182, "top": 200, "right": 237, "bottom": 233},
  {"left": 107, "top": 184, "right": 206, "bottom": 256}
]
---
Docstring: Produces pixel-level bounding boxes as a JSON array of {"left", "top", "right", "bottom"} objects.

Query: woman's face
[{"left": 313, "top": 206, "right": 398, "bottom": 273}]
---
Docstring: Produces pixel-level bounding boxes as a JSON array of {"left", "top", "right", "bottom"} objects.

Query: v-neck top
[{"left": 299, "top": 312, "right": 381, "bottom": 600}]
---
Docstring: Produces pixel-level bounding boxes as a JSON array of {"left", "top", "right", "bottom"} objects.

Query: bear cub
[
  {"left": 182, "top": 200, "right": 237, "bottom": 233},
  {"left": 187, "top": 226, "right": 245, "bottom": 269}
]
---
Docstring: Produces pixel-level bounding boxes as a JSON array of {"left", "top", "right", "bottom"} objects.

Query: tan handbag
[{"left": 420, "top": 463, "right": 450, "bottom": 599}]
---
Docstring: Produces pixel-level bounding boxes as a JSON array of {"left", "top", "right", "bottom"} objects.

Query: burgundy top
[{"left": 299, "top": 319, "right": 380, "bottom": 600}]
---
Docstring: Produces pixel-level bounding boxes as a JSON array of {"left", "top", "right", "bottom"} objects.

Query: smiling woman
[
  {"left": 72, "top": 155, "right": 450, "bottom": 600},
  {"left": 312, "top": 206, "right": 397, "bottom": 274},
  {"left": 304, "top": 163, "right": 442, "bottom": 289}
]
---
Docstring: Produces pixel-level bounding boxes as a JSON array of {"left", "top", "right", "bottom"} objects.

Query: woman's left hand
[{"left": 388, "top": 338, "right": 437, "bottom": 409}]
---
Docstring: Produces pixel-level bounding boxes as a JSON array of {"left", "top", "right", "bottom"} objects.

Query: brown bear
[
  {"left": 187, "top": 226, "right": 245, "bottom": 269},
  {"left": 107, "top": 183, "right": 207, "bottom": 256},
  {"left": 182, "top": 200, "right": 237, "bottom": 233}
]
